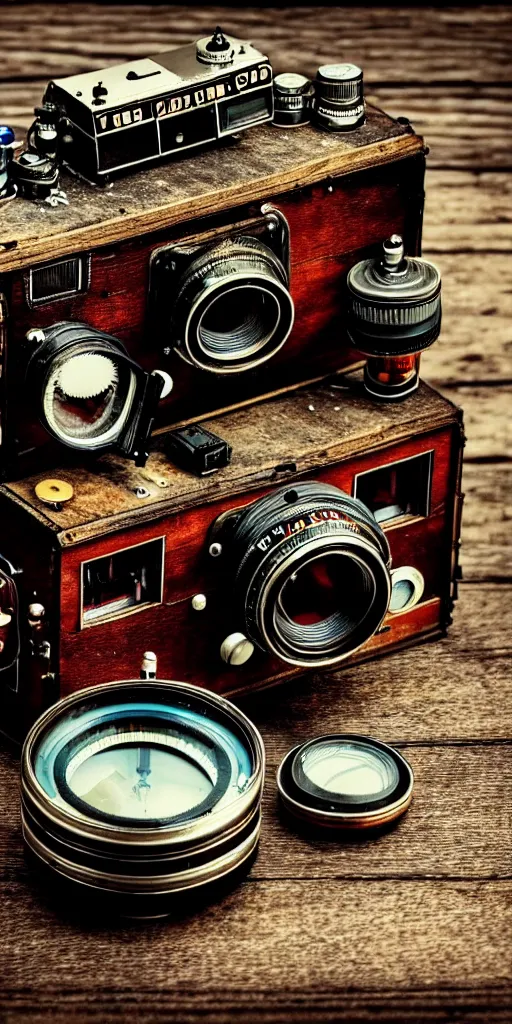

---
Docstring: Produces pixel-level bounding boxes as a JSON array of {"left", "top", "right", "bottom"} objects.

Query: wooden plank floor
[{"left": 0, "top": 6, "right": 511, "bottom": 1022}]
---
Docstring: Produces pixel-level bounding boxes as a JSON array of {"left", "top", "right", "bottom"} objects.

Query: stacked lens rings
[
  {"left": 346, "top": 235, "right": 442, "bottom": 400},
  {"left": 21, "top": 679, "right": 265, "bottom": 917},
  {"left": 221, "top": 482, "right": 391, "bottom": 667},
  {"left": 272, "top": 74, "right": 315, "bottom": 127}
]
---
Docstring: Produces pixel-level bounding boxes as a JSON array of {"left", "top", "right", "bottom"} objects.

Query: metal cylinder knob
[
  {"left": 314, "top": 63, "right": 365, "bottom": 132},
  {"left": 220, "top": 633, "right": 255, "bottom": 666}
]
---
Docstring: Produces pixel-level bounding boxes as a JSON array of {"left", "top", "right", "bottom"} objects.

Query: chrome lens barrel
[
  {"left": 173, "top": 236, "right": 294, "bottom": 373},
  {"left": 227, "top": 482, "right": 391, "bottom": 668},
  {"left": 21, "top": 680, "right": 265, "bottom": 917}
]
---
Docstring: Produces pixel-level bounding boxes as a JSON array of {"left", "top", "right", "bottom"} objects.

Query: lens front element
[
  {"left": 224, "top": 482, "right": 391, "bottom": 667},
  {"left": 173, "top": 236, "right": 294, "bottom": 373},
  {"left": 43, "top": 348, "right": 136, "bottom": 447}
]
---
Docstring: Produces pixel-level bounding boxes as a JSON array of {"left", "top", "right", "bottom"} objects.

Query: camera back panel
[
  {"left": 0, "top": 378, "right": 464, "bottom": 740},
  {"left": 0, "top": 111, "right": 425, "bottom": 478}
]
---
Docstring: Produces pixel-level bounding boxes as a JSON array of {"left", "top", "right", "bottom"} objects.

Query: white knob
[
  {"left": 191, "top": 593, "right": 207, "bottom": 612},
  {"left": 140, "top": 651, "right": 157, "bottom": 678},
  {"left": 220, "top": 632, "right": 254, "bottom": 666},
  {"left": 26, "top": 329, "right": 46, "bottom": 344}
]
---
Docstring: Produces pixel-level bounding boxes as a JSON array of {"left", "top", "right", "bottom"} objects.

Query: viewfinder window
[
  {"left": 26, "top": 256, "right": 90, "bottom": 307},
  {"left": 354, "top": 451, "right": 433, "bottom": 524},
  {"left": 81, "top": 537, "right": 164, "bottom": 627}
]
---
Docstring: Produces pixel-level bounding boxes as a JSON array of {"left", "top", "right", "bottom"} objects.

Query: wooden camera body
[
  {"left": 0, "top": 109, "right": 425, "bottom": 478},
  {"left": 0, "top": 377, "right": 464, "bottom": 739}
]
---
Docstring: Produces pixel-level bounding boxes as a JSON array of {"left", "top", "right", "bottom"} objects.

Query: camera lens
[
  {"left": 173, "top": 236, "right": 294, "bottom": 374},
  {"left": 277, "top": 734, "right": 414, "bottom": 830},
  {"left": 26, "top": 322, "right": 138, "bottom": 450},
  {"left": 222, "top": 482, "right": 391, "bottom": 667},
  {"left": 198, "top": 285, "right": 281, "bottom": 361},
  {"left": 21, "top": 679, "right": 264, "bottom": 917},
  {"left": 272, "top": 73, "right": 314, "bottom": 127}
]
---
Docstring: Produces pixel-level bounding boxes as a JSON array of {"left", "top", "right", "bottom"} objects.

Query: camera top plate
[{"left": 0, "top": 110, "right": 424, "bottom": 274}]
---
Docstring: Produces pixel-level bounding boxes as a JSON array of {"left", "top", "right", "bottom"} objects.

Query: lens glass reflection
[
  {"left": 301, "top": 739, "right": 399, "bottom": 801},
  {"left": 276, "top": 553, "right": 375, "bottom": 650},
  {"left": 66, "top": 739, "right": 214, "bottom": 820},
  {"left": 198, "top": 286, "right": 280, "bottom": 361},
  {"left": 44, "top": 352, "right": 136, "bottom": 446},
  {"left": 389, "top": 578, "right": 415, "bottom": 612}
]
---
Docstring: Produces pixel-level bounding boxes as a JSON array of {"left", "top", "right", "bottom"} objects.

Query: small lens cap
[{"left": 277, "top": 734, "right": 413, "bottom": 830}]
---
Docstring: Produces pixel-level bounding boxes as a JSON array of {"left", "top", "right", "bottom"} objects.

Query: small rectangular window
[
  {"left": 81, "top": 537, "right": 165, "bottom": 628},
  {"left": 25, "top": 255, "right": 90, "bottom": 307},
  {"left": 354, "top": 451, "right": 434, "bottom": 524}
]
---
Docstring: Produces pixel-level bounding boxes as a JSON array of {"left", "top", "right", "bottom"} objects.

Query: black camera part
[
  {"left": 346, "top": 235, "right": 442, "bottom": 401},
  {"left": 210, "top": 481, "right": 392, "bottom": 668},
  {"left": 11, "top": 151, "right": 60, "bottom": 201},
  {"left": 151, "top": 208, "right": 294, "bottom": 376},
  {"left": 166, "top": 424, "right": 232, "bottom": 476},
  {"left": 272, "top": 73, "right": 315, "bottom": 127},
  {"left": 313, "top": 63, "right": 365, "bottom": 132}
]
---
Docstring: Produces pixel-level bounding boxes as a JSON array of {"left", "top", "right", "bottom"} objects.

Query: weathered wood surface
[
  {"left": 2, "top": 378, "right": 457, "bottom": 536},
  {"left": 0, "top": 110, "right": 420, "bottom": 272},
  {"left": 0, "top": 5, "right": 511, "bottom": 1023}
]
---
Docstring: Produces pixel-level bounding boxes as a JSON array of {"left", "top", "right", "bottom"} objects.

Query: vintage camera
[
  {"left": 0, "top": 377, "right": 463, "bottom": 740},
  {"left": 0, "top": 108, "right": 426, "bottom": 478},
  {"left": 42, "top": 27, "right": 274, "bottom": 183}
]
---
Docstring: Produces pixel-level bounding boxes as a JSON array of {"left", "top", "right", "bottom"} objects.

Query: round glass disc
[
  {"left": 65, "top": 733, "right": 216, "bottom": 820},
  {"left": 299, "top": 739, "right": 399, "bottom": 802},
  {"left": 277, "top": 733, "right": 414, "bottom": 830},
  {"left": 389, "top": 578, "right": 415, "bottom": 612}
]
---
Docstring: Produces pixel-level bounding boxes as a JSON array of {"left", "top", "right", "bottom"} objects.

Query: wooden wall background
[{"left": 0, "top": 5, "right": 511, "bottom": 1023}]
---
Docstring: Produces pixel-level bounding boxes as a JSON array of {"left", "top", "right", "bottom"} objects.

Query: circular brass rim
[
  {"left": 21, "top": 678, "right": 265, "bottom": 900},
  {"left": 277, "top": 737, "right": 414, "bottom": 830}
]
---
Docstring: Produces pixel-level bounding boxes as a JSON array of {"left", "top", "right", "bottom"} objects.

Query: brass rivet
[{"left": 35, "top": 479, "right": 74, "bottom": 505}]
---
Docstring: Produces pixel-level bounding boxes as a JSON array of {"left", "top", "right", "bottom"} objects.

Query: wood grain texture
[
  {"left": 460, "top": 464, "right": 512, "bottom": 581},
  {"left": 0, "top": 880, "right": 510, "bottom": 1013},
  {"left": 0, "top": 5, "right": 510, "bottom": 1023},
  {"left": 424, "top": 172, "right": 512, "bottom": 252},
  {"left": 1, "top": 378, "right": 457, "bottom": 537},
  {"left": 240, "top": 583, "right": 512, "bottom": 745},
  {"left": 1, "top": 5, "right": 510, "bottom": 84},
  {"left": 0, "top": 111, "right": 421, "bottom": 272}
]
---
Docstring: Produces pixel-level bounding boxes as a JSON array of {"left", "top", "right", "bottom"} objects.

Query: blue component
[
  {"left": 33, "top": 697, "right": 254, "bottom": 805},
  {"left": 0, "top": 126, "right": 15, "bottom": 146}
]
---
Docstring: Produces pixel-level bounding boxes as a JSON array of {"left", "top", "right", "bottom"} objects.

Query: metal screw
[
  {"left": 191, "top": 593, "right": 207, "bottom": 612},
  {"left": 209, "top": 542, "right": 222, "bottom": 558},
  {"left": 134, "top": 486, "right": 150, "bottom": 499}
]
